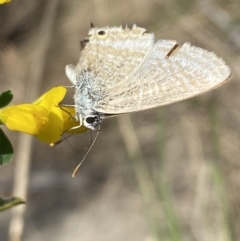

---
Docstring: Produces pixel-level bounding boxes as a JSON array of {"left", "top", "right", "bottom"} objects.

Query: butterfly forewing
[{"left": 76, "top": 25, "right": 154, "bottom": 89}]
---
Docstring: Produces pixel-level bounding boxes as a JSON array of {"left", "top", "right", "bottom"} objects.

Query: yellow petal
[
  {"left": 35, "top": 102, "right": 64, "bottom": 143},
  {"left": 33, "top": 86, "right": 67, "bottom": 143},
  {"left": 0, "top": 105, "right": 48, "bottom": 135},
  {"left": 0, "top": 0, "right": 11, "bottom": 4},
  {"left": 33, "top": 86, "right": 67, "bottom": 108}
]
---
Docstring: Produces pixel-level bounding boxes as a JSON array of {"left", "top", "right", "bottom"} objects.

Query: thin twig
[{"left": 8, "top": 1, "right": 59, "bottom": 241}]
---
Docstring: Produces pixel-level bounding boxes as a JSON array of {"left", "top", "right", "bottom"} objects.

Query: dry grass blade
[
  {"left": 117, "top": 114, "right": 162, "bottom": 240},
  {"left": 8, "top": 1, "right": 59, "bottom": 241}
]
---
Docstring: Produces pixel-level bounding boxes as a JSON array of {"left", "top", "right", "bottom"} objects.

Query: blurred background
[{"left": 0, "top": 0, "right": 239, "bottom": 240}]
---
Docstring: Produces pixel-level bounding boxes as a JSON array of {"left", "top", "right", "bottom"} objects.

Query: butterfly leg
[{"left": 79, "top": 113, "right": 83, "bottom": 127}]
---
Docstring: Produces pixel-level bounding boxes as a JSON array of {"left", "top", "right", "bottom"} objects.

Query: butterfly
[
  {"left": 65, "top": 24, "right": 231, "bottom": 131},
  {"left": 65, "top": 24, "right": 231, "bottom": 176}
]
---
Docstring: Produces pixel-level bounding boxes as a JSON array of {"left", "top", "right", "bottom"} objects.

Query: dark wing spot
[
  {"left": 166, "top": 43, "right": 180, "bottom": 58},
  {"left": 98, "top": 30, "right": 106, "bottom": 35},
  {"left": 80, "top": 38, "right": 89, "bottom": 50}
]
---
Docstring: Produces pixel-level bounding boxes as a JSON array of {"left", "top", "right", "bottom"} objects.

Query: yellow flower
[
  {"left": 0, "top": 86, "right": 88, "bottom": 143},
  {"left": 0, "top": 0, "right": 11, "bottom": 4}
]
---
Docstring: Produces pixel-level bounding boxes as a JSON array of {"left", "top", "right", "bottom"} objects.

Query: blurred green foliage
[
  {"left": 0, "top": 89, "right": 24, "bottom": 212},
  {"left": 0, "top": 89, "right": 14, "bottom": 165},
  {"left": 0, "top": 197, "right": 25, "bottom": 212}
]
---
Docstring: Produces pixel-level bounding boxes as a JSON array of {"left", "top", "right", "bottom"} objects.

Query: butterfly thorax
[{"left": 73, "top": 71, "right": 103, "bottom": 130}]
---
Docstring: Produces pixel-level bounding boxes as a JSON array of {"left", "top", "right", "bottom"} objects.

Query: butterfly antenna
[
  {"left": 65, "top": 128, "right": 93, "bottom": 151},
  {"left": 51, "top": 125, "right": 92, "bottom": 151},
  {"left": 72, "top": 127, "right": 100, "bottom": 177}
]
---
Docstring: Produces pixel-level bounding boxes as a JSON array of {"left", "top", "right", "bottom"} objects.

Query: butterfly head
[{"left": 83, "top": 114, "right": 101, "bottom": 130}]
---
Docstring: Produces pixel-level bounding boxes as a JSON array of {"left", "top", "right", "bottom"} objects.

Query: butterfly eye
[
  {"left": 85, "top": 116, "right": 96, "bottom": 124},
  {"left": 84, "top": 115, "right": 101, "bottom": 130}
]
